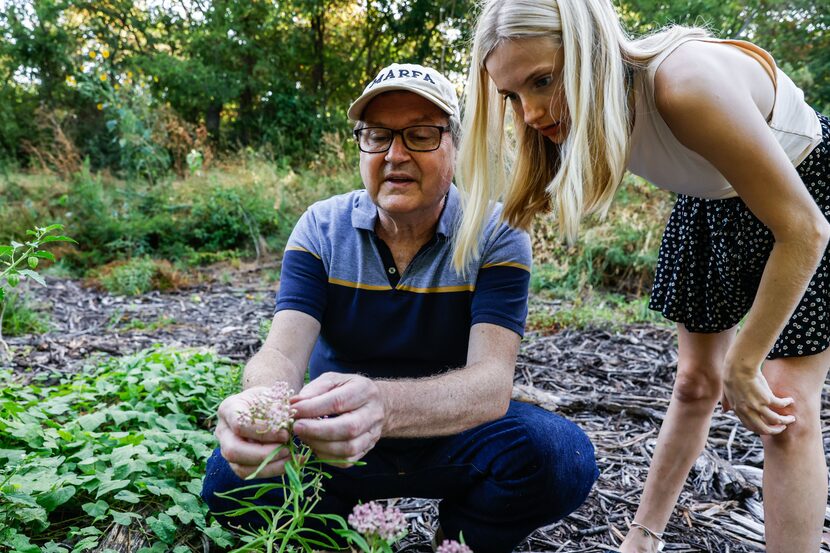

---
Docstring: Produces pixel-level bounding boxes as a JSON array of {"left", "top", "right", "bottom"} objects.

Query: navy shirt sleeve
[
  {"left": 470, "top": 222, "right": 532, "bottom": 336},
  {"left": 275, "top": 209, "right": 328, "bottom": 321}
]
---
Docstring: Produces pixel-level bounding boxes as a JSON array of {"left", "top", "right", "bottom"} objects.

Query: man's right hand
[{"left": 215, "top": 387, "right": 292, "bottom": 479}]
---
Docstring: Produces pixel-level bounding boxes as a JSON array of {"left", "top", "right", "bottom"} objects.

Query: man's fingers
[
  {"left": 292, "top": 372, "right": 345, "bottom": 402},
  {"left": 230, "top": 457, "right": 289, "bottom": 480},
  {"left": 293, "top": 411, "right": 368, "bottom": 441},
  {"left": 220, "top": 438, "right": 290, "bottom": 467},
  {"left": 300, "top": 432, "right": 376, "bottom": 463},
  {"left": 235, "top": 425, "right": 291, "bottom": 444},
  {"left": 293, "top": 386, "right": 364, "bottom": 419}
]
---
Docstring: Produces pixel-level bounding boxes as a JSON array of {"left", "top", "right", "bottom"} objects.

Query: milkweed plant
[{"left": 216, "top": 384, "right": 469, "bottom": 552}]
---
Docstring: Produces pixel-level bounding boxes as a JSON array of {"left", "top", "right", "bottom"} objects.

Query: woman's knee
[{"left": 673, "top": 361, "right": 722, "bottom": 404}]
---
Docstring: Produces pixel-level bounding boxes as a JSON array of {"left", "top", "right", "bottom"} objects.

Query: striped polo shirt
[{"left": 276, "top": 185, "right": 531, "bottom": 381}]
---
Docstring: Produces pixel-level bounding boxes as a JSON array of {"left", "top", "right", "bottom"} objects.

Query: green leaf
[
  {"left": 5, "top": 532, "right": 40, "bottom": 553},
  {"left": 77, "top": 411, "right": 107, "bottom": 431},
  {"left": 0, "top": 287, "right": 4, "bottom": 302},
  {"left": 40, "top": 235, "right": 77, "bottom": 244},
  {"left": 0, "top": 246, "right": 13, "bottom": 257},
  {"left": 37, "top": 485, "right": 77, "bottom": 511},
  {"left": 203, "top": 523, "right": 235, "bottom": 548},
  {"left": 96, "top": 479, "right": 131, "bottom": 498},
  {"left": 284, "top": 460, "right": 302, "bottom": 490},
  {"left": 82, "top": 500, "right": 109, "bottom": 518},
  {"left": 41, "top": 224, "right": 64, "bottom": 233},
  {"left": 111, "top": 510, "right": 141, "bottom": 526},
  {"left": 18, "top": 269, "right": 46, "bottom": 287},
  {"left": 27, "top": 256, "right": 38, "bottom": 269},
  {"left": 113, "top": 489, "right": 141, "bottom": 503},
  {"left": 34, "top": 251, "right": 56, "bottom": 261},
  {"left": 146, "top": 513, "right": 177, "bottom": 543}
]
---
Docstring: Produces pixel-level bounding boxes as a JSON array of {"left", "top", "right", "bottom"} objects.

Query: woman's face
[{"left": 484, "top": 36, "right": 568, "bottom": 144}]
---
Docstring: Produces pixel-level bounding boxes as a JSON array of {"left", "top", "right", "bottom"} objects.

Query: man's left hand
[{"left": 291, "top": 372, "right": 386, "bottom": 467}]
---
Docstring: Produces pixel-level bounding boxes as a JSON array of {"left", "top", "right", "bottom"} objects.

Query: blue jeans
[{"left": 202, "top": 401, "right": 598, "bottom": 553}]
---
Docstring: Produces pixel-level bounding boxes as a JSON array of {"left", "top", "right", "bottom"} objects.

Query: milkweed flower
[
  {"left": 348, "top": 501, "right": 407, "bottom": 542},
  {"left": 236, "top": 382, "right": 295, "bottom": 434},
  {"left": 436, "top": 540, "right": 473, "bottom": 553}
]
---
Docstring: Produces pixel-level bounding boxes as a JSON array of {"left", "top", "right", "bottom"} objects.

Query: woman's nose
[{"left": 523, "top": 100, "right": 546, "bottom": 127}]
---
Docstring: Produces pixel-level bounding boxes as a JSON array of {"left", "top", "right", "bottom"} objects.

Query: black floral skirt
[{"left": 649, "top": 112, "right": 830, "bottom": 359}]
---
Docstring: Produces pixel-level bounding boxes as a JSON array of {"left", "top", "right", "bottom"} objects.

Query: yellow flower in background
[
  {"left": 89, "top": 51, "right": 96, "bottom": 59},
  {"left": 127, "top": 71, "right": 133, "bottom": 78},
  {"left": 99, "top": 74, "right": 107, "bottom": 81},
  {"left": 65, "top": 75, "right": 76, "bottom": 85},
  {"left": 102, "top": 50, "right": 110, "bottom": 59},
  {"left": 96, "top": 103, "right": 104, "bottom": 111},
  {"left": 153, "top": 75, "right": 159, "bottom": 82},
  {"left": 114, "top": 84, "right": 120, "bottom": 91}
]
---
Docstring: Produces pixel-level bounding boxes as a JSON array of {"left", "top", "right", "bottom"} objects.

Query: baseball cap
[{"left": 347, "top": 63, "right": 459, "bottom": 121}]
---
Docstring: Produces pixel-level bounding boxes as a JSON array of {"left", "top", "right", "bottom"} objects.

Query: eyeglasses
[{"left": 353, "top": 125, "right": 450, "bottom": 153}]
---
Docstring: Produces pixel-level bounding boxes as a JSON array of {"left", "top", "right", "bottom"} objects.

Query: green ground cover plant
[
  {"left": 1, "top": 291, "right": 50, "bottom": 337},
  {"left": 0, "top": 348, "right": 240, "bottom": 552}
]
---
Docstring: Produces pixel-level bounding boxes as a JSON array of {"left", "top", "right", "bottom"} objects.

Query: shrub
[
  {"left": 1, "top": 291, "right": 49, "bottom": 336},
  {"left": 97, "top": 257, "right": 157, "bottom": 296}
]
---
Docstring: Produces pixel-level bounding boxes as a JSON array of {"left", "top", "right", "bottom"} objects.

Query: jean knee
[{"left": 510, "top": 403, "right": 598, "bottom": 518}]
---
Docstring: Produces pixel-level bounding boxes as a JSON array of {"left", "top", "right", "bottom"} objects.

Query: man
[{"left": 202, "top": 63, "right": 598, "bottom": 552}]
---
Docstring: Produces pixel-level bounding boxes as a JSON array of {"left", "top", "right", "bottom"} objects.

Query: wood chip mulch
[{"left": 4, "top": 273, "right": 830, "bottom": 552}]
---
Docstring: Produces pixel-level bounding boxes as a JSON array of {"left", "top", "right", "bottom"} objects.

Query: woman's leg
[
  {"left": 759, "top": 347, "right": 830, "bottom": 553},
  {"left": 620, "top": 324, "right": 737, "bottom": 553}
]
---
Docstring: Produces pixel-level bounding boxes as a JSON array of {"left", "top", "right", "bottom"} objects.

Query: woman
[{"left": 453, "top": 1, "right": 829, "bottom": 552}]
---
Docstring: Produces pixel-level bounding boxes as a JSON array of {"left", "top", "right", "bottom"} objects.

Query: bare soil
[{"left": 5, "top": 267, "right": 830, "bottom": 553}]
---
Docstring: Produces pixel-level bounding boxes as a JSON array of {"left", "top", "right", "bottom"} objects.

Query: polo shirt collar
[{"left": 351, "top": 184, "right": 460, "bottom": 239}]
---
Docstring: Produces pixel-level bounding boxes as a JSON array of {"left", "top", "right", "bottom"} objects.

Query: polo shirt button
[{"left": 388, "top": 267, "right": 396, "bottom": 274}]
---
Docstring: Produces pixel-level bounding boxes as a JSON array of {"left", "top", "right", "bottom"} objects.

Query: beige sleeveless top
[{"left": 628, "top": 38, "right": 822, "bottom": 199}]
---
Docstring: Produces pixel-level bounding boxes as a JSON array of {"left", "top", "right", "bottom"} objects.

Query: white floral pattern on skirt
[{"left": 649, "top": 112, "right": 830, "bottom": 359}]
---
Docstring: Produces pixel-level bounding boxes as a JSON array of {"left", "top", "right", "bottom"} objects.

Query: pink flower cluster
[
  {"left": 436, "top": 539, "right": 473, "bottom": 553},
  {"left": 348, "top": 501, "right": 407, "bottom": 542},
  {"left": 236, "top": 382, "right": 296, "bottom": 434}
]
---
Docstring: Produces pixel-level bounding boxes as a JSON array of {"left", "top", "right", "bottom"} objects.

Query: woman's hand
[{"left": 722, "top": 365, "right": 795, "bottom": 435}]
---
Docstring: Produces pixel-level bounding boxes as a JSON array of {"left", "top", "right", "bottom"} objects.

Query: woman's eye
[{"left": 536, "top": 76, "right": 552, "bottom": 88}]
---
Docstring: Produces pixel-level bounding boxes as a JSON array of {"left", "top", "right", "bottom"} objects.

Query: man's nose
[{"left": 384, "top": 133, "right": 411, "bottom": 162}]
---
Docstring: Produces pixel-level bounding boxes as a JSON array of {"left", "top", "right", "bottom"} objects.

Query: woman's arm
[{"left": 654, "top": 41, "right": 830, "bottom": 434}]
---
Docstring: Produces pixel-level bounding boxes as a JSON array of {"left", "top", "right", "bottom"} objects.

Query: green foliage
[
  {"left": 0, "top": 348, "right": 241, "bottom": 550},
  {"left": 98, "top": 257, "right": 158, "bottom": 296},
  {"left": 77, "top": 74, "right": 172, "bottom": 182},
  {"left": 526, "top": 290, "right": 665, "bottom": 333},
  {"left": 0, "top": 224, "right": 75, "bottom": 353},
  {"left": 188, "top": 184, "right": 276, "bottom": 253},
  {"left": 1, "top": 292, "right": 50, "bottom": 337},
  {"left": 532, "top": 176, "right": 670, "bottom": 296}
]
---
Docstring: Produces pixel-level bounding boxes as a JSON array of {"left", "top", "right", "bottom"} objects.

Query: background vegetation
[{"left": 0, "top": 0, "right": 827, "bottom": 174}]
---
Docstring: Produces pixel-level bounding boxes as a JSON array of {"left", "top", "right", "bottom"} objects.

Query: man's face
[{"left": 358, "top": 91, "right": 455, "bottom": 221}]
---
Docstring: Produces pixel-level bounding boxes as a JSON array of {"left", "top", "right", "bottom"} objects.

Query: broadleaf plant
[{"left": 0, "top": 224, "right": 76, "bottom": 355}]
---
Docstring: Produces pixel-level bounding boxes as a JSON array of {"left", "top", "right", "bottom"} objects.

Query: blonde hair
[{"left": 453, "top": 0, "right": 708, "bottom": 272}]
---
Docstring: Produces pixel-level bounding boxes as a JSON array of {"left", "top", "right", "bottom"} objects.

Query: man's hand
[
  {"left": 291, "top": 372, "right": 386, "bottom": 467},
  {"left": 215, "top": 387, "right": 292, "bottom": 479}
]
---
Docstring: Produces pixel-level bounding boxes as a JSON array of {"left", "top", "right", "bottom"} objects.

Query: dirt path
[{"left": 4, "top": 270, "right": 829, "bottom": 552}]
